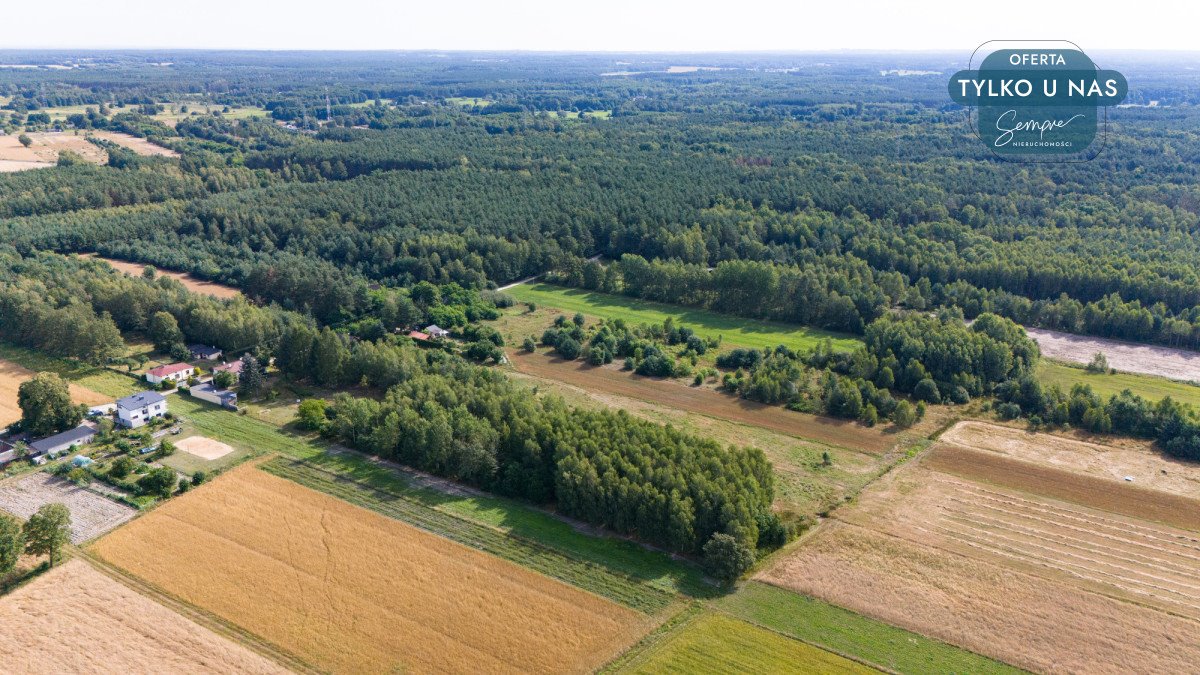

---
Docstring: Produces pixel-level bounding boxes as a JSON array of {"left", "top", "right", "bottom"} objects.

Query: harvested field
[
  {"left": 0, "top": 473, "right": 136, "bottom": 543},
  {"left": 0, "top": 560, "right": 288, "bottom": 674},
  {"left": 1027, "top": 327, "right": 1200, "bottom": 382},
  {"left": 84, "top": 253, "right": 241, "bottom": 299},
  {"left": 90, "top": 130, "right": 180, "bottom": 157},
  {"left": 92, "top": 466, "right": 650, "bottom": 674},
  {"left": 0, "top": 158, "right": 53, "bottom": 172},
  {"left": 924, "top": 444, "right": 1200, "bottom": 532},
  {"left": 762, "top": 449, "right": 1200, "bottom": 673},
  {"left": 509, "top": 351, "right": 896, "bottom": 454},
  {"left": 761, "top": 521, "right": 1200, "bottom": 674},
  {"left": 0, "top": 356, "right": 112, "bottom": 427},
  {"left": 940, "top": 420, "right": 1200, "bottom": 499},
  {"left": 617, "top": 612, "right": 874, "bottom": 674},
  {"left": 176, "top": 435, "right": 234, "bottom": 460}
]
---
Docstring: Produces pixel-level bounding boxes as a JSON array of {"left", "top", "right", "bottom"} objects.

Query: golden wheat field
[
  {"left": 760, "top": 455, "right": 1200, "bottom": 674},
  {"left": 0, "top": 560, "right": 288, "bottom": 674},
  {"left": 91, "top": 466, "right": 649, "bottom": 674}
]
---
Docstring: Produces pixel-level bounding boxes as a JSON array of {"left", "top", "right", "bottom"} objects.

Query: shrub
[
  {"left": 891, "top": 400, "right": 917, "bottom": 428},
  {"left": 554, "top": 337, "right": 582, "bottom": 360},
  {"left": 522, "top": 337, "right": 536, "bottom": 352},
  {"left": 297, "top": 399, "right": 329, "bottom": 432},
  {"left": 109, "top": 456, "right": 136, "bottom": 479}
]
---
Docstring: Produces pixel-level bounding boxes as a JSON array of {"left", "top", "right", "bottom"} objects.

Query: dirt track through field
[
  {"left": 509, "top": 352, "right": 896, "bottom": 453},
  {"left": 0, "top": 560, "right": 289, "bottom": 674},
  {"left": 925, "top": 444, "right": 1200, "bottom": 532}
]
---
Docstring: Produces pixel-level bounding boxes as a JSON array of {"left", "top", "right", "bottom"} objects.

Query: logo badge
[{"left": 949, "top": 41, "right": 1127, "bottom": 161}]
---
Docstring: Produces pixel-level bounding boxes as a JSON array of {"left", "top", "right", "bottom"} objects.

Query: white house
[
  {"left": 424, "top": 324, "right": 451, "bottom": 339},
  {"left": 145, "top": 362, "right": 194, "bottom": 386},
  {"left": 116, "top": 391, "right": 168, "bottom": 428}
]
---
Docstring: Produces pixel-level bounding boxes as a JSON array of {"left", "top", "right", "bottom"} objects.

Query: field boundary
[
  {"left": 78, "top": 550, "right": 320, "bottom": 674},
  {"left": 260, "top": 456, "right": 682, "bottom": 613}
]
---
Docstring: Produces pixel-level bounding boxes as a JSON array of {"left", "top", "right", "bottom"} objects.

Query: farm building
[
  {"left": 28, "top": 424, "right": 97, "bottom": 460},
  {"left": 190, "top": 383, "right": 238, "bottom": 410},
  {"left": 212, "top": 360, "right": 244, "bottom": 379},
  {"left": 116, "top": 391, "right": 167, "bottom": 429},
  {"left": 407, "top": 330, "right": 431, "bottom": 342},
  {"left": 145, "top": 363, "right": 194, "bottom": 386},
  {"left": 188, "top": 344, "right": 223, "bottom": 360},
  {"left": 424, "top": 325, "right": 451, "bottom": 339}
]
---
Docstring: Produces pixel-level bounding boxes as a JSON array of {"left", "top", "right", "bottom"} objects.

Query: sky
[{"left": 4, "top": 0, "right": 1199, "bottom": 52}]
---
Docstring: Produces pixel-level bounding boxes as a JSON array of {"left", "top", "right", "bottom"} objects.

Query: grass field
[
  {"left": 616, "top": 612, "right": 874, "bottom": 674},
  {"left": 504, "top": 283, "right": 861, "bottom": 352},
  {"left": 1037, "top": 359, "right": 1200, "bottom": 407},
  {"left": 0, "top": 342, "right": 140, "bottom": 399},
  {"left": 447, "top": 96, "right": 492, "bottom": 106},
  {"left": 0, "top": 560, "right": 288, "bottom": 674},
  {"left": 170, "top": 395, "right": 711, "bottom": 600},
  {"left": 716, "top": 583, "right": 1020, "bottom": 674},
  {"left": 93, "top": 467, "right": 649, "bottom": 674}
]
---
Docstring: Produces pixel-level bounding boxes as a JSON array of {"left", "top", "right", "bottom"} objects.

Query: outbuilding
[{"left": 28, "top": 424, "right": 97, "bottom": 460}]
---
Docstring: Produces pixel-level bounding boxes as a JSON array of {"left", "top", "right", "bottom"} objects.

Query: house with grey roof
[
  {"left": 116, "top": 391, "right": 168, "bottom": 428},
  {"left": 28, "top": 424, "right": 97, "bottom": 460}
]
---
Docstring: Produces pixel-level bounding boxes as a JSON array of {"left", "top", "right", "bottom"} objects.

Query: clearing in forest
[
  {"left": 0, "top": 560, "right": 289, "bottom": 674},
  {"left": 89, "top": 130, "right": 179, "bottom": 157},
  {"left": 92, "top": 466, "right": 651, "bottom": 674},
  {"left": 759, "top": 451, "right": 1200, "bottom": 674},
  {"left": 83, "top": 253, "right": 241, "bottom": 299},
  {"left": 0, "top": 131, "right": 107, "bottom": 170},
  {"left": 503, "top": 283, "right": 861, "bottom": 352},
  {"left": 1026, "top": 326, "right": 1200, "bottom": 382},
  {"left": 0, "top": 356, "right": 112, "bottom": 428}
]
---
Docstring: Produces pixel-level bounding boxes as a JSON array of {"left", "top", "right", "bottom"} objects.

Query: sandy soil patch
[
  {"left": 91, "top": 130, "right": 179, "bottom": 157},
  {"left": 509, "top": 351, "right": 898, "bottom": 454},
  {"left": 0, "top": 473, "right": 136, "bottom": 544},
  {"left": 925, "top": 444, "right": 1200, "bottom": 532},
  {"left": 0, "top": 159, "right": 54, "bottom": 172},
  {"left": 0, "top": 559, "right": 288, "bottom": 674},
  {"left": 176, "top": 435, "right": 234, "bottom": 460},
  {"left": 1027, "top": 327, "right": 1200, "bottom": 382},
  {"left": 92, "top": 466, "right": 650, "bottom": 674},
  {"left": 760, "top": 520, "right": 1200, "bottom": 674},
  {"left": 0, "top": 357, "right": 112, "bottom": 428},
  {"left": 940, "top": 420, "right": 1200, "bottom": 499},
  {"left": 84, "top": 254, "right": 241, "bottom": 299},
  {"left": 0, "top": 132, "right": 107, "bottom": 165}
]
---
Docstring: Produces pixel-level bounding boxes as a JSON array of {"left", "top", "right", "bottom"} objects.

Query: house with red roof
[{"left": 145, "top": 362, "right": 195, "bottom": 386}]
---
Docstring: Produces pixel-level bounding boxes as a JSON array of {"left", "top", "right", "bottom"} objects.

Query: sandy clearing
[
  {"left": 0, "top": 560, "right": 289, "bottom": 674},
  {"left": 92, "top": 466, "right": 651, "bottom": 675},
  {"left": 0, "top": 356, "right": 112, "bottom": 428},
  {"left": 759, "top": 520, "right": 1200, "bottom": 675},
  {"left": 509, "top": 351, "right": 898, "bottom": 454},
  {"left": 0, "top": 473, "right": 137, "bottom": 544},
  {"left": 1026, "top": 327, "right": 1200, "bottom": 382},
  {"left": 83, "top": 253, "right": 241, "bottom": 300},
  {"left": 940, "top": 420, "right": 1200, "bottom": 500},
  {"left": 0, "top": 159, "right": 54, "bottom": 172},
  {"left": 176, "top": 435, "right": 234, "bottom": 460},
  {"left": 0, "top": 132, "right": 107, "bottom": 165}
]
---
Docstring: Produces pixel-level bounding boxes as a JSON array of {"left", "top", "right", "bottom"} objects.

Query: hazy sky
[{"left": 6, "top": 0, "right": 1199, "bottom": 51}]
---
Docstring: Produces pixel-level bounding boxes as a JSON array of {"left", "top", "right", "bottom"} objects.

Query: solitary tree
[
  {"left": 23, "top": 503, "right": 71, "bottom": 566},
  {"left": 892, "top": 400, "right": 917, "bottom": 429},
  {"left": 1086, "top": 352, "right": 1110, "bottom": 374},
  {"left": 137, "top": 467, "right": 177, "bottom": 498},
  {"left": 702, "top": 533, "right": 756, "bottom": 584},
  {"left": 17, "top": 133, "right": 32, "bottom": 148},
  {"left": 18, "top": 373, "right": 84, "bottom": 437},
  {"left": 0, "top": 513, "right": 24, "bottom": 576}
]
